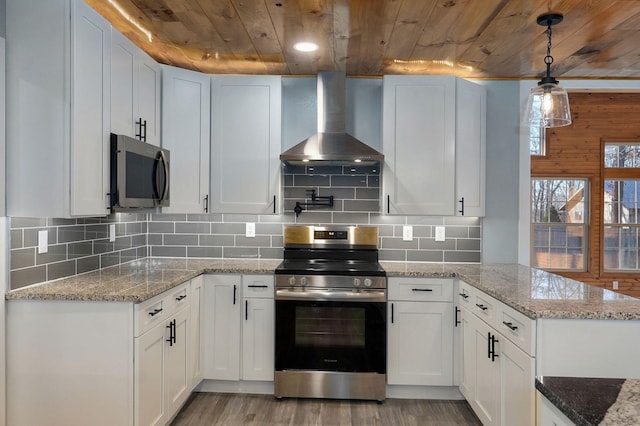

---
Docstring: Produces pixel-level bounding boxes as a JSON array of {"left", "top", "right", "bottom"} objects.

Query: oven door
[{"left": 275, "top": 299, "right": 386, "bottom": 374}]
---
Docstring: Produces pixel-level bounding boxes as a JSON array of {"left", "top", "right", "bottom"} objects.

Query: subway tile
[
  {"left": 330, "top": 175, "right": 367, "bottom": 187},
  {"left": 318, "top": 187, "right": 356, "bottom": 199},
  {"left": 115, "top": 212, "right": 142, "bottom": 222},
  {"left": 380, "top": 237, "right": 419, "bottom": 250},
  {"left": 457, "top": 238, "right": 481, "bottom": 251},
  {"left": 332, "top": 212, "right": 370, "bottom": 224},
  {"left": 444, "top": 251, "right": 481, "bottom": 263},
  {"left": 116, "top": 223, "right": 127, "bottom": 237},
  {"left": 100, "top": 253, "right": 121, "bottom": 268},
  {"left": 408, "top": 251, "right": 445, "bottom": 262},
  {"left": 58, "top": 226, "right": 86, "bottom": 243},
  {"left": 379, "top": 250, "right": 406, "bottom": 261},
  {"left": 35, "top": 244, "right": 67, "bottom": 265},
  {"left": 125, "top": 222, "right": 144, "bottom": 235},
  {"left": 282, "top": 164, "right": 306, "bottom": 174},
  {"left": 68, "top": 242, "right": 93, "bottom": 259},
  {"left": 294, "top": 212, "right": 332, "bottom": 224},
  {"left": 137, "top": 247, "right": 149, "bottom": 258},
  {"left": 77, "top": 256, "right": 100, "bottom": 274},
  {"left": 47, "top": 260, "right": 77, "bottom": 281},
  {"left": 11, "top": 266, "right": 46, "bottom": 290},
  {"left": 211, "top": 223, "right": 245, "bottom": 234},
  {"left": 93, "top": 239, "right": 115, "bottom": 255},
  {"left": 419, "top": 238, "right": 456, "bottom": 250},
  {"left": 11, "top": 217, "right": 47, "bottom": 229},
  {"left": 48, "top": 218, "right": 78, "bottom": 226},
  {"left": 469, "top": 226, "right": 481, "bottom": 239},
  {"left": 343, "top": 200, "right": 379, "bottom": 212},
  {"left": 11, "top": 248, "right": 35, "bottom": 270},
  {"left": 284, "top": 175, "right": 294, "bottom": 186},
  {"left": 444, "top": 227, "right": 469, "bottom": 238},
  {"left": 187, "top": 213, "right": 223, "bottom": 222},
  {"left": 367, "top": 176, "right": 380, "bottom": 188},
  {"left": 24, "top": 228, "right": 57, "bottom": 247},
  {"left": 148, "top": 222, "right": 175, "bottom": 233},
  {"left": 11, "top": 229, "right": 23, "bottom": 249},
  {"left": 200, "top": 234, "right": 235, "bottom": 247},
  {"left": 284, "top": 187, "right": 312, "bottom": 198},
  {"left": 176, "top": 222, "right": 211, "bottom": 234},
  {"left": 85, "top": 224, "right": 108, "bottom": 239},
  {"left": 78, "top": 217, "right": 102, "bottom": 225},
  {"left": 377, "top": 225, "right": 394, "bottom": 237},
  {"left": 223, "top": 247, "right": 259, "bottom": 259},
  {"left": 222, "top": 214, "right": 261, "bottom": 223},
  {"left": 355, "top": 188, "right": 380, "bottom": 200},
  {"left": 344, "top": 165, "right": 380, "bottom": 175},
  {"left": 412, "top": 226, "right": 432, "bottom": 238},
  {"left": 147, "top": 234, "right": 163, "bottom": 245},
  {"left": 370, "top": 215, "right": 406, "bottom": 225},
  {"left": 294, "top": 175, "right": 330, "bottom": 186},
  {"left": 255, "top": 223, "right": 283, "bottom": 235},
  {"left": 444, "top": 216, "right": 481, "bottom": 226},
  {"left": 406, "top": 216, "right": 444, "bottom": 226},
  {"left": 271, "top": 235, "right": 284, "bottom": 248},
  {"left": 132, "top": 234, "right": 146, "bottom": 247},
  {"left": 187, "top": 246, "right": 223, "bottom": 258},
  {"left": 305, "top": 165, "right": 342, "bottom": 175},
  {"left": 115, "top": 236, "right": 133, "bottom": 251},
  {"left": 151, "top": 213, "right": 187, "bottom": 222},
  {"left": 164, "top": 234, "right": 198, "bottom": 246},
  {"left": 152, "top": 246, "right": 187, "bottom": 257},
  {"left": 259, "top": 247, "right": 283, "bottom": 259},
  {"left": 120, "top": 248, "right": 139, "bottom": 263},
  {"left": 235, "top": 235, "right": 271, "bottom": 247}
]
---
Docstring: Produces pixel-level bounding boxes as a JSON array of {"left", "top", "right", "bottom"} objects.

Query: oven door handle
[{"left": 276, "top": 289, "right": 386, "bottom": 302}]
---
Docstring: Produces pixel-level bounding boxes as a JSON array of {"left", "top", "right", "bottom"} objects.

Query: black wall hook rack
[{"left": 294, "top": 189, "right": 334, "bottom": 216}]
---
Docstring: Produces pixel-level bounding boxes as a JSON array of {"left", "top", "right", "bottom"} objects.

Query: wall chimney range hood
[{"left": 280, "top": 71, "right": 384, "bottom": 166}]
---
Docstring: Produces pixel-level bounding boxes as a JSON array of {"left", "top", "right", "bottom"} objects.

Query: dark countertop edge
[{"left": 536, "top": 378, "right": 594, "bottom": 426}]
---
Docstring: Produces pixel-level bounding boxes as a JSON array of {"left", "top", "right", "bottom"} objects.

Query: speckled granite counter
[
  {"left": 5, "top": 258, "right": 281, "bottom": 303},
  {"left": 536, "top": 376, "right": 640, "bottom": 425},
  {"left": 7, "top": 259, "right": 640, "bottom": 321}
]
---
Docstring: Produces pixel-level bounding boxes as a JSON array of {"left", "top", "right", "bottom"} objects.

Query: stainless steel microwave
[{"left": 110, "top": 133, "right": 170, "bottom": 211}]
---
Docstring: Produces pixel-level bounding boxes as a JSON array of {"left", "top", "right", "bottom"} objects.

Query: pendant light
[{"left": 527, "top": 12, "right": 572, "bottom": 128}]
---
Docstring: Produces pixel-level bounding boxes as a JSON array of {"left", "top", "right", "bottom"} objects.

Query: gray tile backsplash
[{"left": 9, "top": 166, "right": 482, "bottom": 289}]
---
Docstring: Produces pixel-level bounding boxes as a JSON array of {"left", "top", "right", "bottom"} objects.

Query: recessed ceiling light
[{"left": 294, "top": 42, "right": 319, "bottom": 52}]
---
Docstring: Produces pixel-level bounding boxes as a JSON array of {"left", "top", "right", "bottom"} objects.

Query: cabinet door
[
  {"left": 387, "top": 301, "right": 454, "bottom": 386},
  {"left": 382, "top": 75, "right": 455, "bottom": 215},
  {"left": 189, "top": 276, "right": 204, "bottom": 389},
  {"left": 242, "top": 297, "right": 275, "bottom": 381},
  {"left": 501, "top": 338, "right": 535, "bottom": 426},
  {"left": 70, "top": 0, "right": 110, "bottom": 216},
  {"left": 138, "top": 52, "right": 161, "bottom": 147},
  {"left": 162, "top": 65, "right": 211, "bottom": 213},
  {"left": 203, "top": 275, "right": 241, "bottom": 380},
  {"left": 469, "top": 312, "right": 501, "bottom": 426},
  {"left": 211, "top": 75, "right": 281, "bottom": 214},
  {"left": 459, "top": 307, "right": 475, "bottom": 399},
  {"left": 165, "top": 308, "right": 190, "bottom": 417},
  {"left": 110, "top": 29, "right": 137, "bottom": 140},
  {"left": 135, "top": 321, "right": 166, "bottom": 426},
  {"left": 455, "top": 79, "right": 486, "bottom": 217}
]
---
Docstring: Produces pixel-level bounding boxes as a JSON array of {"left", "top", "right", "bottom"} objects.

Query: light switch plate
[
  {"left": 38, "top": 230, "right": 48, "bottom": 254},
  {"left": 109, "top": 224, "right": 116, "bottom": 242},
  {"left": 402, "top": 225, "right": 413, "bottom": 241},
  {"left": 246, "top": 222, "right": 256, "bottom": 238},
  {"left": 435, "top": 226, "right": 446, "bottom": 242}
]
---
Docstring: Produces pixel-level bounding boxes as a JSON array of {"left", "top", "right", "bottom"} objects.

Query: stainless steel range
[{"left": 274, "top": 225, "right": 387, "bottom": 402}]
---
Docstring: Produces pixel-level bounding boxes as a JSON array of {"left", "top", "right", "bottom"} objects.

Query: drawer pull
[
  {"left": 248, "top": 285, "right": 269, "bottom": 288},
  {"left": 459, "top": 293, "right": 469, "bottom": 299},
  {"left": 148, "top": 308, "right": 163, "bottom": 317},
  {"left": 175, "top": 295, "right": 187, "bottom": 301},
  {"left": 412, "top": 288, "right": 433, "bottom": 292},
  {"left": 502, "top": 321, "right": 518, "bottom": 331},
  {"left": 475, "top": 303, "right": 488, "bottom": 311}
]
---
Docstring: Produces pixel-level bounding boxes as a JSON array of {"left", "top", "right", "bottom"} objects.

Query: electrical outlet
[
  {"left": 402, "top": 225, "right": 413, "bottom": 241},
  {"left": 613, "top": 280, "right": 619, "bottom": 290},
  {"left": 435, "top": 226, "right": 446, "bottom": 242},
  {"left": 246, "top": 222, "right": 256, "bottom": 238},
  {"left": 109, "top": 224, "right": 116, "bottom": 242},
  {"left": 38, "top": 230, "right": 48, "bottom": 254}
]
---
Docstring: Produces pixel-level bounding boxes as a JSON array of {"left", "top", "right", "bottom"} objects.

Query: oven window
[{"left": 295, "top": 306, "right": 365, "bottom": 348}]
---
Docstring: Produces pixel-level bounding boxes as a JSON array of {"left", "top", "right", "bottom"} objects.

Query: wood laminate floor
[{"left": 171, "top": 392, "right": 482, "bottom": 426}]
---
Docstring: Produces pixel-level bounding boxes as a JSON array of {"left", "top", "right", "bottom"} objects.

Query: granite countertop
[
  {"left": 536, "top": 376, "right": 640, "bottom": 425},
  {"left": 7, "top": 259, "right": 640, "bottom": 321}
]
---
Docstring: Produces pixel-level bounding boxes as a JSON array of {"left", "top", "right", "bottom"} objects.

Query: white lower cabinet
[
  {"left": 204, "top": 274, "right": 274, "bottom": 382},
  {"left": 387, "top": 278, "right": 454, "bottom": 386},
  {"left": 537, "top": 392, "right": 575, "bottom": 426},
  {"left": 458, "top": 280, "right": 535, "bottom": 426},
  {"left": 7, "top": 278, "right": 204, "bottom": 426}
]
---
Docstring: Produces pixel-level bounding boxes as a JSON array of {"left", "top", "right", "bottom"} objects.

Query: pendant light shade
[{"left": 527, "top": 13, "right": 572, "bottom": 128}]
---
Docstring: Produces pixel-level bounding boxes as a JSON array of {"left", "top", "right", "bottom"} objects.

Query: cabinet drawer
[
  {"left": 471, "top": 291, "right": 497, "bottom": 324},
  {"left": 165, "top": 282, "right": 191, "bottom": 313},
  {"left": 497, "top": 302, "right": 536, "bottom": 356},
  {"left": 457, "top": 280, "right": 474, "bottom": 306},
  {"left": 243, "top": 275, "right": 274, "bottom": 299},
  {"left": 135, "top": 293, "right": 168, "bottom": 337},
  {"left": 388, "top": 277, "right": 454, "bottom": 302}
]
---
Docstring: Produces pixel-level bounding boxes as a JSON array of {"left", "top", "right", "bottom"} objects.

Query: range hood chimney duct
[{"left": 280, "top": 71, "right": 384, "bottom": 165}]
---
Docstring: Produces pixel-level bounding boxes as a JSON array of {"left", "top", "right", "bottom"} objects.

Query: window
[
  {"left": 603, "top": 143, "right": 640, "bottom": 271},
  {"left": 530, "top": 125, "right": 546, "bottom": 156},
  {"left": 531, "top": 178, "right": 588, "bottom": 270}
]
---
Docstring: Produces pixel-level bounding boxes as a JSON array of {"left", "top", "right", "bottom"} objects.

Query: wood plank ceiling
[{"left": 85, "top": 0, "right": 640, "bottom": 78}]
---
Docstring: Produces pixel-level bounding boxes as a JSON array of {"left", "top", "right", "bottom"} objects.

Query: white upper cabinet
[
  {"left": 210, "top": 76, "right": 281, "bottom": 214},
  {"left": 7, "top": 0, "right": 111, "bottom": 217},
  {"left": 161, "top": 65, "right": 211, "bottom": 214},
  {"left": 111, "top": 30, "right": 161, "bottom": 146},
  {"left": 382, "top": 75, "right": 486, "bottom": 216},
  {"left": 455, "top": 79, "right": 486, "bottom": 217}
]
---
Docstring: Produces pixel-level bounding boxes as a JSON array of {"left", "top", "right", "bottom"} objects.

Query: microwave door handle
[{"left": 157, "top": 150, "right": 169, "bottom": 203}]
